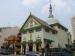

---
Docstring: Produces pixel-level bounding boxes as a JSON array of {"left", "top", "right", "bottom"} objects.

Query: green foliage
[
  {"left": 28, "top": 40, "right": 33, "bottom": 45},
  {"left": 36, "top": 39, "right": 42, "bottom": 45},
  {"left": 35, "top": 36, "right": 42, "bottom": 46},
  {"left": 22, "top": 41, "right": 26, "bottom": 47}
]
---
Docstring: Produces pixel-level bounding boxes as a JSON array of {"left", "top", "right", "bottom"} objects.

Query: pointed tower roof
[
  {"left": 46, "top": 0, "right": 59, "bottom": 25},
  {"left": 48, "top": 0, "right": 53, "bottom": 18},
  {"left": 46, "top": 0, "right": 68, "bottom": 31}
]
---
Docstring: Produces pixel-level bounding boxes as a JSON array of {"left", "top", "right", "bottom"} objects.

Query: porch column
[
  {"left": 33, "top": 43, "right": 36, "bottom": 52},
  {"left": 26, "top": 43, "right": 28, "bottom": 53},
  {"left": 33, "top": 30, "right": 36, "bottom": 52},
  {"left": 14, "top": 46, "right": 17, "bottom": 55},
  {"left": 21, "top": 45, "right": 23, "bottom": 54}
]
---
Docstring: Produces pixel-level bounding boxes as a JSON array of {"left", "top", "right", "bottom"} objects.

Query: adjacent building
[
  {"left": 71, "top": 16, "right": 75, "bottom": 42},
  {"left": 0, "top": 27, "right": 19, "bottom": 47}
]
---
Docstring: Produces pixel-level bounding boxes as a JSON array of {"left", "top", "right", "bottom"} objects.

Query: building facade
[
  {"left": 71, "top": 17, "right": 75, "bottom": 42},
  {"left": 20, "top": 1, "right": 71, "bottom": 53},
  {"left": 20, "top": 14, "right": 71, "bottom": 53}
]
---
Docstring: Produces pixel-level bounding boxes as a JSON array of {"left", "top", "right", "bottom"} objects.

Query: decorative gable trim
[
  {"left": 20, "top": 14, "right": 30, "bottom": 32},
  {"left": 20, "top": 13, "right": 57, "bottom": 33},
  {"left": 21, "top": 25, "right": 42, "bottom": 32},
  {"left": 20, "top": 14, "right": 43, "bottom": 32}
]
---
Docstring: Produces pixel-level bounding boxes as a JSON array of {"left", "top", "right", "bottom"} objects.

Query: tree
[
  {"left": 35, "top": 37, "right": 42, "bottom": 52},
  {"left": 36, "top": 39, "right": 42, "bottom": 46},
  {"left": 22, "top": 41, "right": 26, "bottom": 54},
  {"left": 28, "top": 40, "right": 33, "bottom": 45},
  {"left": 36, "top": 36, "right": 42, "bottom": 45}
]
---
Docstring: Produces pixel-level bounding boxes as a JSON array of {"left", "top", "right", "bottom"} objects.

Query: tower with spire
[
  {"left": 46, "top": 0, "right": 59, "bottom": 25},
  {"left": 48, "top": 0, "right": 53, "bottom": 18}
]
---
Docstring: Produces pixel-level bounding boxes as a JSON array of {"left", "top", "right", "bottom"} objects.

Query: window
[
  {"left": 52, "top": 31, "right": 57, "bottom": 34},
  {"left": 17, "top": 46, "right": 21, "bottom": 48},
  {"left": 58, "top": 25, "right": 61, "bottom": 29},
  {"left": 29, "top": 30, "right": 33, "bottom": 33},
  {"left": 36, "top": 28, "right": 41, "bottom": 32},
  {"left": 45, "top": 29, "right": 49, "bottom": 32},
  {"left": 23, "top": 31, "right": 27, "bottom": 34}
]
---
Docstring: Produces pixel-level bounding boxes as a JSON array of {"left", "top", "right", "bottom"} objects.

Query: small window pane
[
  {"left": 52, "top": 31, "right": 57, "bottom": 34},
  {"left": 23, "top": 31, "right": 27, "bottom": 34},
  {"left": 36, "top": 28, "right": 41, "bottom": 32},
  {"left": 29, "top": 30, "right": 33, "bottom": 33},
  {"left": 45, "top": 29, "right": 49, "bottom": 32}
]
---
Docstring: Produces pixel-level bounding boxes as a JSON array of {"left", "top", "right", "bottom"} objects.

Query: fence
[{"left": 45, "top": 52, "right": 71, "bottom": 56}]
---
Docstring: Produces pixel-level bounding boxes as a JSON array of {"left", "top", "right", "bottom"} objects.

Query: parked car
[
  {"left": 0, "top": 47, "right": 14, "bottom": 55},
  {"left": 26, "top": 52, "right": 40, "bottom": 56}
]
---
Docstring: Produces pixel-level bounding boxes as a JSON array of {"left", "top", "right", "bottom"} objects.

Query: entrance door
[
  {"left": 45, "top": 43, "right": 49, "bottom": 51},
  {"left": 36, "top": 45, "right": 38, "bottom": 51},
  {"left": 36, "top": 45, "right": 39, "bottom": 51},
  {"left": 29, "top": 45, "right": 33, "bottom": 51}
]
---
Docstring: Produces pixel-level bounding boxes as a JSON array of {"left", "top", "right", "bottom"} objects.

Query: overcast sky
[{"left": 0, "top": 0, "right": 75, "bottom": 31}]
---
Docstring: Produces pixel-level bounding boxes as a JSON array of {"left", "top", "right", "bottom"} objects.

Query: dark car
[
  {"left": 26, "top": 52, "right": 40, "bottom": 56},
  {"left": 0, "top": 48, "right": 9, "bottom": 55},
  {"left": 0, "top": 47, "right": 14, "bottom": 55}
]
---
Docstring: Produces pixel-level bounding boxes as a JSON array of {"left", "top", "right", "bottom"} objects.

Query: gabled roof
[
  {"left": 50, "top": 23, "right": 68, "bottom": 31},
  {"left": 46, "top": 17, "right": 68, "bottom": 31},
  {"left": 20, "top": 13, "right": 57, "bottom": 32}
]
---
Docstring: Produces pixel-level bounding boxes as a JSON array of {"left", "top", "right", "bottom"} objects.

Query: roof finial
[{"left": 48, "top": 0, "right": 53, "bottom": 18}]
